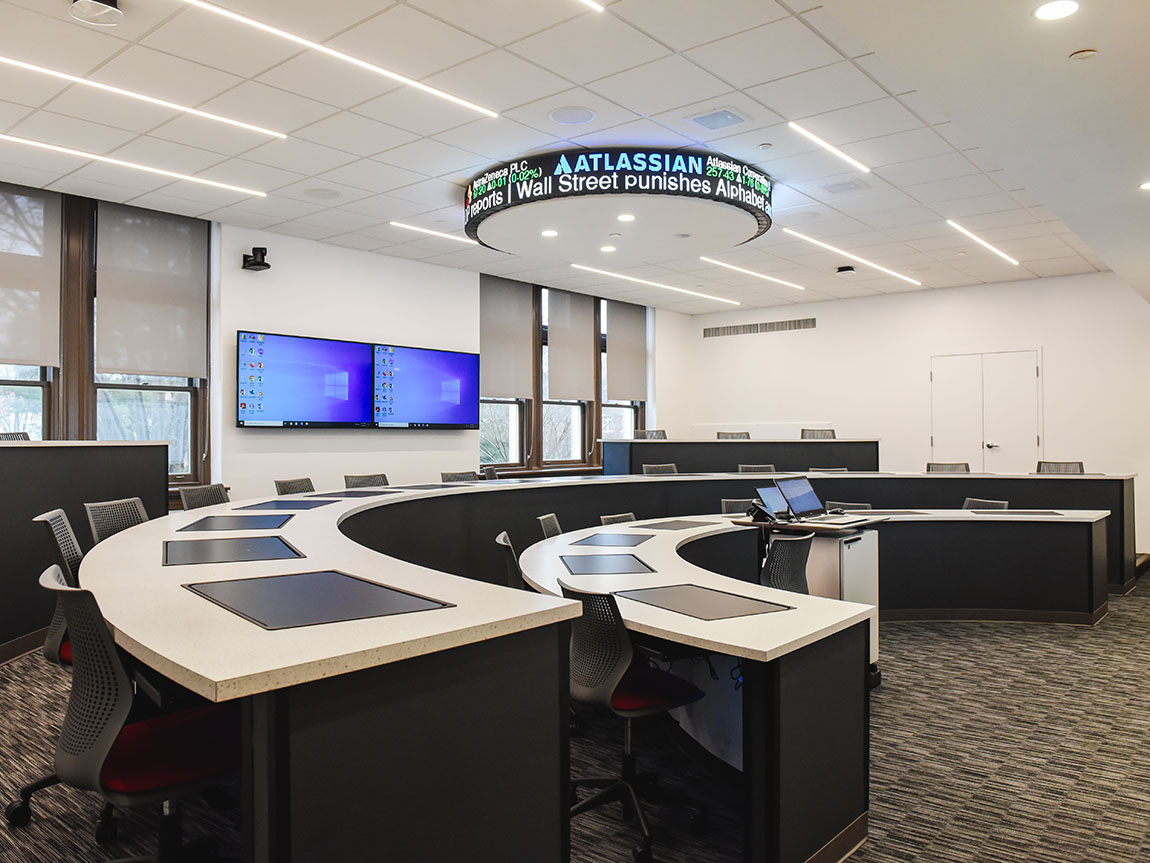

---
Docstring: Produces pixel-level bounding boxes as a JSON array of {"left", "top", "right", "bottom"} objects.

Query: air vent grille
[{"left": 703, "top": 318, "right": 815, "bottom": 339}]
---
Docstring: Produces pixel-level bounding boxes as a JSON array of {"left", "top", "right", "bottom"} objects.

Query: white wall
[
  {"left": 654, "top": 272, "right": 1150, "bottom": 540},
  {"left": 212, "top": 226, "right": 480, "bottom": 500}
]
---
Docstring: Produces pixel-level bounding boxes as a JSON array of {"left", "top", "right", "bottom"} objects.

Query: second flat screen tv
[{"left": 237, "top": 331, "right": 479, "bottom": 429}]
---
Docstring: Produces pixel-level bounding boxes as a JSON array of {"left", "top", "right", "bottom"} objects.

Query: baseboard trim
[
  {"left": 0, "top": 628, "right": 46, "bottom": 665},
  {"left": 808, "top": 811, "right": 868, "bottom": 863},
  {"left": 881, "top": 606, "right": 1106, "bottom": 626}
]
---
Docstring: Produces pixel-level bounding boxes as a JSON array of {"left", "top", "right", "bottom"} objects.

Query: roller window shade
[
  {"left": 605, "top": 300, "right": 648, "bottom": 401},
  {"left": 546, "top": 289, "right": 595, "bottom": 401},
  {"left": 479, "top": 274, "right": 534, "bottom": 398},
  {"left": 0, "top": 182, "right": 61, "bottom": 367},
  {"left": 95, "top": 202, "right": 208, "bottom": 378}
]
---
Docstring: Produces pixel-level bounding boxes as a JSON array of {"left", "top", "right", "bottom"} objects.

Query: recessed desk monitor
[
  {"left": 394, "top": 484, "right": 468, "bottom": 490},
  {"left": 560, "top": 554, "right": 655, "bottom": 575},
  {"left": 615, "top": 584, "right": 792, "bottom": 620},
  {"left": 570, "top": 533, "right": 654, "bottom": 547},
  {"left": 236, "top": 500, "right": 337, "bottom": 511},
  {"left": 178, "top": 515, "right": 293, "bottom": 531},
  {"left": 305, "top": 490, "right": 399, "bottom": 499},
  {"left": 163, "top": 536, "right": 303, "bottom": 566},
  {"left": 755, "top": 486, "right": 792, "bottom": 520},
  {"left": 184, "top": 570, "right": 452, "bottom": 630},
  {"left": 641, "top": 519, "right": 714, "bottom": 531}
]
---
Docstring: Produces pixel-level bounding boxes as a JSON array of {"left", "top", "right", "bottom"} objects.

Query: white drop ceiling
[{"left": 0, "top": 0, "right": 1127, "bottom": 314}]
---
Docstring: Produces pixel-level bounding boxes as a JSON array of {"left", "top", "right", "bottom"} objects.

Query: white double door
[{"left": 930, "top": 350, "right": 1041, "bottom": 473}]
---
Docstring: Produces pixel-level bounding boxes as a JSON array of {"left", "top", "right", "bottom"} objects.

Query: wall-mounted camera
[{"left": 242, "top": 247, "right": 271, "bottom": 271}]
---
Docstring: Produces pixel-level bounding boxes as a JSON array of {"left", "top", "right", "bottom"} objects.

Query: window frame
[
  {"left": 479, "top": 396, "right": 529, "bottom": 469},
  {"left": 94, "top": 375, "right": 205, "bottom": 482},
  {"left": 0, "top": 365, "right": 53, "bottom": 439}
]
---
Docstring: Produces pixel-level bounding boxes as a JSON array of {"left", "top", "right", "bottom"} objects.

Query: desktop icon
[{"left": 240, "top": 402, "right": 246, "bottom": 409}]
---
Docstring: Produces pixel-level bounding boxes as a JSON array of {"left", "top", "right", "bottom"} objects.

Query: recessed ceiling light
[
  {"left": 70, "top": 0, "right": 123, "bottom": 26},
  {"left": 578, "top": 0, "right": 605, "bottom": 10},
  {"left": 758, "top": 142, "right": 773, "bottom": 151},
  {"left": 782, "top": 227, "right": 922, "bottom": 285},
  {"left": 946, "top": 219, "right": 1020, "bottom": 265},
  {"left": 788, "top": 121, "right": 871, "bottom": 173},
  {"left": 549, "top": 106, "right": 596, "bottom": 126},
  {"left": 674, "top": 232, "right": 691, "bottom": 239},
  {"left": 1141, "top": 181, "right": 1150, "bottom": 191},
  {"left": 836, "top": 266, "right": 856, "bottom": 275},
  {"left": 571, "top": 264, "right": 740, "bottom": 306},
  {"left": 600, "top": 245, "right": 616, "bottom": 252},
  {"left": 389, "top": 221, "right": 478, "bottom": 245},
  {"left": 1068, "top": 48, "right": 1098, "bottom": 60},
  {"left": 303, "top": 187, "right": 340, "bottom": 199},
  {"left": 541, "top": 229, "right": 559, "bottom": 238},
  {"left": 617, "top": 214, "right": 635, "bottom": 222},
  {"left": 0, "top": 56, "right": 286, "bottom": 138},
  {"left": 1034, "top": 1, "right": 1079, "bottom": 20},
  {"left": 0, "top": 132, "right": 265, "bottom": 196},
  {"left": 175, "top": 0, "right": 497, "bottom": 117},
  {"left": 699, "top": 256, "right": 805, "bottom": 291}
]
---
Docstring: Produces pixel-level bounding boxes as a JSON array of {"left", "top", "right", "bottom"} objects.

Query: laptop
[
  {"left": 754, "top": 486, "right": 793, "bottom": 521},
  {"left": 773, "top": 477, "right": 869, "bottom": 526}
]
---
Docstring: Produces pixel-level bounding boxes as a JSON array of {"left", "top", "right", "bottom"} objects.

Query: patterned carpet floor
[{"left": 2, "top": 584, "right": 1149, "bottom": 862}]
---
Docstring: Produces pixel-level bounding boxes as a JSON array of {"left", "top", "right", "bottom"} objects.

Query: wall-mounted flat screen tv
[{"left": 236, "top": 330, "right": 479, "bottom": 430}]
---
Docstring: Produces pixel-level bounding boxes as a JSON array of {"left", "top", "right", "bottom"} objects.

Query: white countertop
[
  {"left": 0, "top": 440, "right": 172, "bottom": 447},
  {"left": 601, "top": 438, "right": 881, "bottom": 444}
]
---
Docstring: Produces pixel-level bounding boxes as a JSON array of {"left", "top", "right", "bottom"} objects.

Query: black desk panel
[
  {"left": 602, "top": 439, "right": 880, "bottom": 474},
  {"left": 570, "top": 533, "right": 653, "bottom": 547},
  {"left": 237, "top": 500, "right": 337, "bottom": 511},
  {"left": 179, "top": 515, "right": 293, "bottom": 531},
  {"left": 306, "top": 490, "right": 400, "bottom": 499},
  {"left": 163, "top": 536, "right": 303, "bottom": 566},
  {"left": 561, "top": 554, "right": 654, "bottom": 575},
  {"left": 616, "top": 584, "right": 790, "bottom": 619}
]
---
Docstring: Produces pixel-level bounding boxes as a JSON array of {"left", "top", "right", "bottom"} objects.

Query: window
[
  {"left": 601, "top": 352, "right": 638, "bottom": 440},
  {"left": 541, "top": 337, "right": 587, "bottom": 464},
  {"left": 0, "top": 363, "right": 48, "bottom": 439},
  {"left": 95, "top": 373, "right": 200, "bottom": 476},
  {"left": 480, "top": 398, "right": 525, "bottom": 466}
]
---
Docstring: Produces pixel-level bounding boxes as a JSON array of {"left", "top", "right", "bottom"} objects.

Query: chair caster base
[
  {"left": 4, "top": 800, "right": 31, "bottom": 828},
  {"left": 95, "top": 813, "right": 119, "bottom": 844},
  {"left": 632, "top": 842, "right": 653, "bottom": 862},
  {"left": 867, "top": 663, "right": 882, "bottom": 691}
]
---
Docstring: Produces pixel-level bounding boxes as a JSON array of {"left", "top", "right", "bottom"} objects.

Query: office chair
[
  {"left": 538, "top": 513, "right": 562, "bottom": 539},
  {"left": 20, "top": 566, "right": 241, "bottom": 860},
  {"left": 721, "top": 498, "right": 755, "bottom": 514},
  {"left": 641, "top": 463, "right": 678, "bottom": 475},
  {"left": 927, "top": 462, "right": 970, "bottom": 472},
  {"left": 482, "top": 466, "right": 500, "bottom": 480},
  {"left": 825, "top": 501, "right": 872, "bottom": 511},
  {"left": 716, "top": 431, "right": 749, "bottom": 439},
  {"left": 634, "top": 429, "right": 667, "bottom": 439},
  {"left": 760, "top": 532, "right": 815, "bottom": 594},
  {"left": 0, "top": 430, "right": 30, "bottom": 440},
  {"left": 274, "top": 477, "right": 314, "bottom": 495},
  {"left": 84, "top": 497, "right": 148, "bottom": 545},
  {"left": 809, "top": 467, "right": 848, "bottom": 472},
  {"left": 738, "top": 463, "right": 775, "bottom": 473},
  {"left": 1037, "top": 460, "right": 1085, "bottom": 474},
  {"left": 963, "top": 497, "right": 1008, "bottom": 509},
  {"left": 178, "top": 483, "right": 230, "bottom": 510},
  {"left": 494, "top": 531, "right": 527, "bottom": 590},
  {"left": 345, "top": 473, "right": 389, "bottom": 488},
  {"left": 600, "top": 512, "right": 636, "bottom": 525},
  {"left": 441, "top": 471, "right": 481, "bottom": 482},
  {"left": 800, "top": 428, "right": 835, "bottom": 439},
  {"left": 561, "top": 584, "right": 707, "bottom": 863}
]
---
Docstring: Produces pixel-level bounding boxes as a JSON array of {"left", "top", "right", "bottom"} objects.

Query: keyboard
[{"left": 803, "top": 514, "right": 870, "bottom": 525}]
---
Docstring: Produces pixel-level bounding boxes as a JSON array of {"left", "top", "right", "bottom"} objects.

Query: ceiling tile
[
  {"left": 897, "top": 90, "right": 951, "bottom": 126},
  {"left": 0, "top": 4, "right": 127, "bottom": 75},
  {"left": 800, "top": 98, "right": 922, "bottom": 147},
  {"left": 242, "top": 137, "right": 359, "bottom": 174},
  {"left": 406, "top": 0, "right": 580, "bottom": 46},
  {"left": 197, "top": 158, "right": 306, "bottom": 192},
  {"left": 10, "top": 110, "right": 138, "bottom": 154},
  {"left": 0, "top": 63, "right": 71, "bottom": 109},
  {"left": 852, "top": 53, "right": 913, "bottom": 95},
  {"left": 46, "top": 175, "right": 142, "bottom": 203},
  {"left": 507, "top": 14, "right": 670, "bottom": 85},
  {"left": 761, "top": 148, "right": 860, "bottom": 185},
  {"left": 684, "top": 17, "right": 841, "bottom": 90},
  {"left": 327, "top": 5, "right": 490, "bottom": 81},
  {"left": 122, "top": 190, "right": 216, "bottom": 217},
  {"left": 215, "top": 0, "right": 391, "bottom": 41},
  {"left": 504, "top": 87, "right": 641, "bottom": 138},
  {"left": 905, "top": 173, "right": 1002, "bottom": 204},
  {"left": 270, "top": 177, "right": 377, "bottom": 207},
  {"left": 41, "top": 86, "right": 177, "bottom": 134},
  {"left": 198, "top": 81, "right": 336, "bottom": 136},
  {"left": 325, "top": 232, "right": 387, "bottom": 251},
  {"left": 0, "top": 98, "right": 34, "bottom": 129},
  {"left": 388, "top": 177, "right": 463, "bottom": 209},
  {"left": 857, "top": 205, "right": 943, "bottom": 230},
  {"left": 798, "top": 7, "right": 873, "bottom": 58},
  {"left": 1018, "top": 256, "right": 1096, "bottom": 277},
  {"left": 265, "top": 219, "right": 341, "bottom": 240},
  {"left": 89, "top": 45, "right": 243, "bottom": 107},
  {"left": 747, "top": 61, "right": 885, "bottom": 121},
  {"left": 611, "top": 0, "right": 789, "bottom": 51},
  {"left": 0, "top": 162, "right": 61, "bottom": 188},
  {"left": 931, "top": 121, "right": 983, "bottom": 151},
  {"left": 353, "top": 86, "right": 484, "bottom": 137},
  {"left": 293, "top": 113, "right": 417, "bottom": 158},
  {"left": 0, "top": 134, "right": 91, "bottom": 174},
  {"left": 290, "top": 208, "right": 380, "bottom": 233},
  {"left": 108, "top": 136, "right": 226, "bottom": 176},
  {"left": 142, "top": 7, "right": 303, "bottom": 78},
  {"left": 650, "top": 92, "right": 782, "bottom": 144},
  {"left": 375, "top": 138, "right": 482, "bottom": 176},
  {"left": 148, "top": 113, "right": 275, "bottom": 156},
  {"left": 61, "top": 160, "right": 174, "bottom": 193},
  {"left": 711, "top": 122, "right": 812, "bottom": 167},
  {"left": 6, "top": 0, "right": 186, "bottom": 42},
  {"left": 839, "top": 127, "right": 953, "bottom": 167},
  {"left": 224, "top": 194, "right": 326, "bottom": 221},
  {"left": 875, "top": 152, "right": 980, "bottom": 187},
  {"left": 256, "top": 53, "right": 401, "bottom": 110},
  {"left": 571, "top": 118, "right": 696, "bottom": 149},
  {"left": 424, "top": 51, "right": 570, "bottom": 114},
  {"left": 588, "top": 56, "right": 728, "bottom": 117},
  {"left": 318, "top": 158, "right": 425, "bottom": 194},
  {"left": 433, "top": 117, "right": 561, "bottom": 161},
  {"left": 339, "top": 194, "right": 433, "bottom": 222}
]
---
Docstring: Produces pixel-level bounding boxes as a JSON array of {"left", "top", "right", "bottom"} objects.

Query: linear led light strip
[
  {"left": 578, "top": 0, "right": 605, "bottom": 10},
  {"left": 0, "top": 133, "right": 266, "bottom": 196},
  {"left": 946, "top": 219, "right": 1019, "bottom": 265},
  {"left": 699, "top": 256, "right": 805, "bottom": 290},
  {"left": 788, "top": 122, "right": 871, "bottom": 173},
  {"left": 177, "top": 0, "right": 497, "bottom": 118},
  {"left": 782, "top": 227, "right": 921, "bottom": 286},
  {"left": 571, "top": 264, "right": 740, "bottom": 306},
  {"left": 389, "top": 221, "right": 478, "bottom": 245},
  {"left": 0, "top": 55, "right": 285, "bottom": 138}
]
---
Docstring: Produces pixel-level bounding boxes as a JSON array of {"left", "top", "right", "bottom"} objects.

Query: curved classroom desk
[{"left": 521, "top": 515, "right": 875, "bottom": 863}]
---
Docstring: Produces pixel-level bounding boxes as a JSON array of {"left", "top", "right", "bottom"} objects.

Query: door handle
[{"left": 985, "top": 442, "right": 999, "bottom": 449}]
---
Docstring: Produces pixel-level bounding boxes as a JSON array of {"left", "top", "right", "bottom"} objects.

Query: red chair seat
[
  {"left": 100, "top": 703, "right": 240, "bottom": 795},
  {"left": 611, "top": 663, "right": 703, "bottom": 713},
  {"left": 58, "top": 638, "right": 72, "bottom": 664}
]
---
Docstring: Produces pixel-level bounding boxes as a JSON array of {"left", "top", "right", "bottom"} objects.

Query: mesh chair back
[
  {"left": 345, "top": 473, "right": 389, "bottom": 488},
  {"left": 84, "top": 497, "right": 148, "bottom": 545},
  {"left": 482, "top": 466, "right": 499, "bottom": 480},
  {"left": 800, "top": 428, "right": 836, "bottom": 439},
  {"left": 927, "top": 462, "right": 970, "bottom": 473},
  {"left": 716, "top": 431, "right": 750, "bottom": 440},
  {"left": 33, "top": 509, "right": 83, "bottom": 666},
  {"left": 642, "top": 463, "right": 678, "bottom": 475},
  {"left": 441, "top": 471, "right": 481, "bottom": 482},
  {"left": 560, "top": 585, "right": 634, "bottom": 711},
  {"left": 600, "top": 512, "right": 636, "bottom": 525},
  {"left": 538, "top": 513, "right": 562, "bottom": 539},
  {"left": 274, "top": 477, "right": 314, "bottom": 495},
  {"left": 179, "top": 483, "right": 230, "bottom": 510},
  {"left": 0, "top": 431, "right": 30, "bottom": 440},
  {"left": 721, "top": 498, "right": 755, "bottom": 515},
  {"left": 738, "top": 464, "right": 775, "bottom": 473},
  {"left": 39, "top": 567, "right": 133, "bottom": 793},
  {"left": 494, "top": 531, "right": 526, "bottom": 590},
  {"left": 634, "top": 429, "right": 667, "bottom": 439},
  {"left": 760, "top": 532, "right": 814, "bottom": 594},
  {"left": 963, "top": 497, "right": 1008, "bottom": 509},
  {"left": 825, "top": 501, "right": 872, "bottom": 511},
  {"left": 1037, "top": 461, "right": 1084, "bottom": 474}
]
